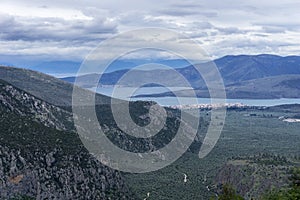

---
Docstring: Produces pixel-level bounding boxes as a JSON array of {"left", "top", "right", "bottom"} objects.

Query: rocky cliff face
[
  {"left": 214, "top": 156, "right": 291, "bottom": 199},
  {"left": 0, "top": 79, "right": 133, "bottom": 199},
  {"left": 0, "top": 146, "right": 131, "bottom": 200},
  {"left": 0, "top": 80, "right": 73, "bottom": 131}
]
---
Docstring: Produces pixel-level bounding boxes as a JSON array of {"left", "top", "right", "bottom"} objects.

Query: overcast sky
[{"left": 1, "top": 0, "right": 300, "bottom": 62}]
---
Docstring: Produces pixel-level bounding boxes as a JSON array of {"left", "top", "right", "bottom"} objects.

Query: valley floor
[{"left": 124, "top": 106, "right": 300, "bottom": 199}]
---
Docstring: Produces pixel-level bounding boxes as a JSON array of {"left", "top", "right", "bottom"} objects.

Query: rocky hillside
[
  {"left": 0, "top": 79, "right": 73, "bottom": 131},
  {"left": 214, "top": 155, "right": 299, "bottom": 199},
  {"left": 0, "top": 66, "right": 111, "bottom": 106},
  {"left": 0, "top": 80, "right": 133, "bottom": 199},
  {"left": 0, "top": 67, "right": 199, "bottom": 199},
  {"left": 0, "top": 66, "right": 204, "bottom": 199}
]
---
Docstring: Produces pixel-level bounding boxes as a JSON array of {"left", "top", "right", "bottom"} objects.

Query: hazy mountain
[
  {"left": 213, "top": 54, "right": 300, "bottom": 83},
  {"left": 62, "top": 54, "right": 300, "bottom": 99},
  {"left": 137, "top": 74, "right": 300, "bottom": 99},
  {"left": 225, "top": 74, "right": 300, "bottom": 98},
  {"left": 63, "top": 54, "right": 300, "bottom": 84},
  {"left": 2, "top": 58, "right": 191, "bottom": 78},
  {"left": 177, "top": 54, "right": 300, "bottom": 85},
  {"left": 30, "top": 61, "right": 81, "bottom": 77},
  {"left": 62, "top": 68, "right": 197, "bottom": 88}
]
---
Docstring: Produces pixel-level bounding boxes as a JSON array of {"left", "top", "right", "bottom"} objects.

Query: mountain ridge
[
  {"left": 60, "top": 54, "right": 300, "bottom": 99},
  {"left": 0, "top": 78, "right": 133, "bottom": 199},
  {"left": 0, "top": 65, "right": 113, "bottom": 106}
]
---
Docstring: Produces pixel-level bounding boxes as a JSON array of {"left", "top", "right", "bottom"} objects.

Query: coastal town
[{"left": 167, "top": 102, "right": 248, "bottom": 110}]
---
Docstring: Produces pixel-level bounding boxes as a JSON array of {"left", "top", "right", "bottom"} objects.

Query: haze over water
[{"left": 92, "top": 86, "right": 300, "bottom": 106}]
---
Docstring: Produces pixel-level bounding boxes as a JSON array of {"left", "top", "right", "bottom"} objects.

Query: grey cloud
[
  {"left": 0, "top": 14, "right": 15, "bottom": 28},
  {"left": 0, "top": 13, "right": 117, "bottom": 42},
  {"left": 185, "top": 32, "right": 208, "bottom": 39},
  {"left": 190, "top": 22, "right": 214, "bottom": 30},
  {"left": 251, "top": 33, "right": 269, "bottom": 37},
  {"left": 216, "top": 27, "right": 245, "bottom": 35},
  {"left": 188, "top": 22, "right": 245, "bottom": 36},
  {"left": 261, "top": 26, "right": 287, "bottom": 34},
  {"left": 117, "top": 11, "right": 154, "bottom": 26},
  {"left": 159, "top": 4, "right": 218, "bottom": 17},
  {"left": 208, "top": 38, "right": 298, "bottom": 58},
  {"left": 1, "top": 0, "right": 300, "bottom": 60},
  {"left": 215, "top": 37, "right": 294, "bottom": 50},
  {"left": 168, "top": 1, "right": 202, "bottom": 9},
  {"left": 159, "top": 9, "right": 200, "bottom": 17},
  {"left": 254, "top": 23, "right": 300, "bottom": 32}
]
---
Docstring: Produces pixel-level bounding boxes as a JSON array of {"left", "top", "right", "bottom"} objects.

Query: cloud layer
[{"left": 0, "top": 0, "right": 300, "bottom": 61}]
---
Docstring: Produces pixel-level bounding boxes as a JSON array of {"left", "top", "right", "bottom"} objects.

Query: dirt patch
[{"left": 9, "top": 174, "right": 24, "bottom": 184}]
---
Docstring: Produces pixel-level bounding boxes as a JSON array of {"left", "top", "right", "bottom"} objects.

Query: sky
[{"left": 1, "top": 0, "right": 300, "bottom": 65}]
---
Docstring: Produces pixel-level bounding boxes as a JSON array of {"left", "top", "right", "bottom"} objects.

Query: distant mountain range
[
  {"left": 2, "top": 58, "right": 191, "bottom": 77},
  {"left": 30, "top": 61, "right": 81, "bottom": 77},
  {"left": 134, "top": 74, "right": 300, "bottom": 99},
  {"left": 214, "top": 54, "right": 300, "bottom": 82},
  {"left": 62, "top": 54, "right": 300, "bottom": 99}
]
